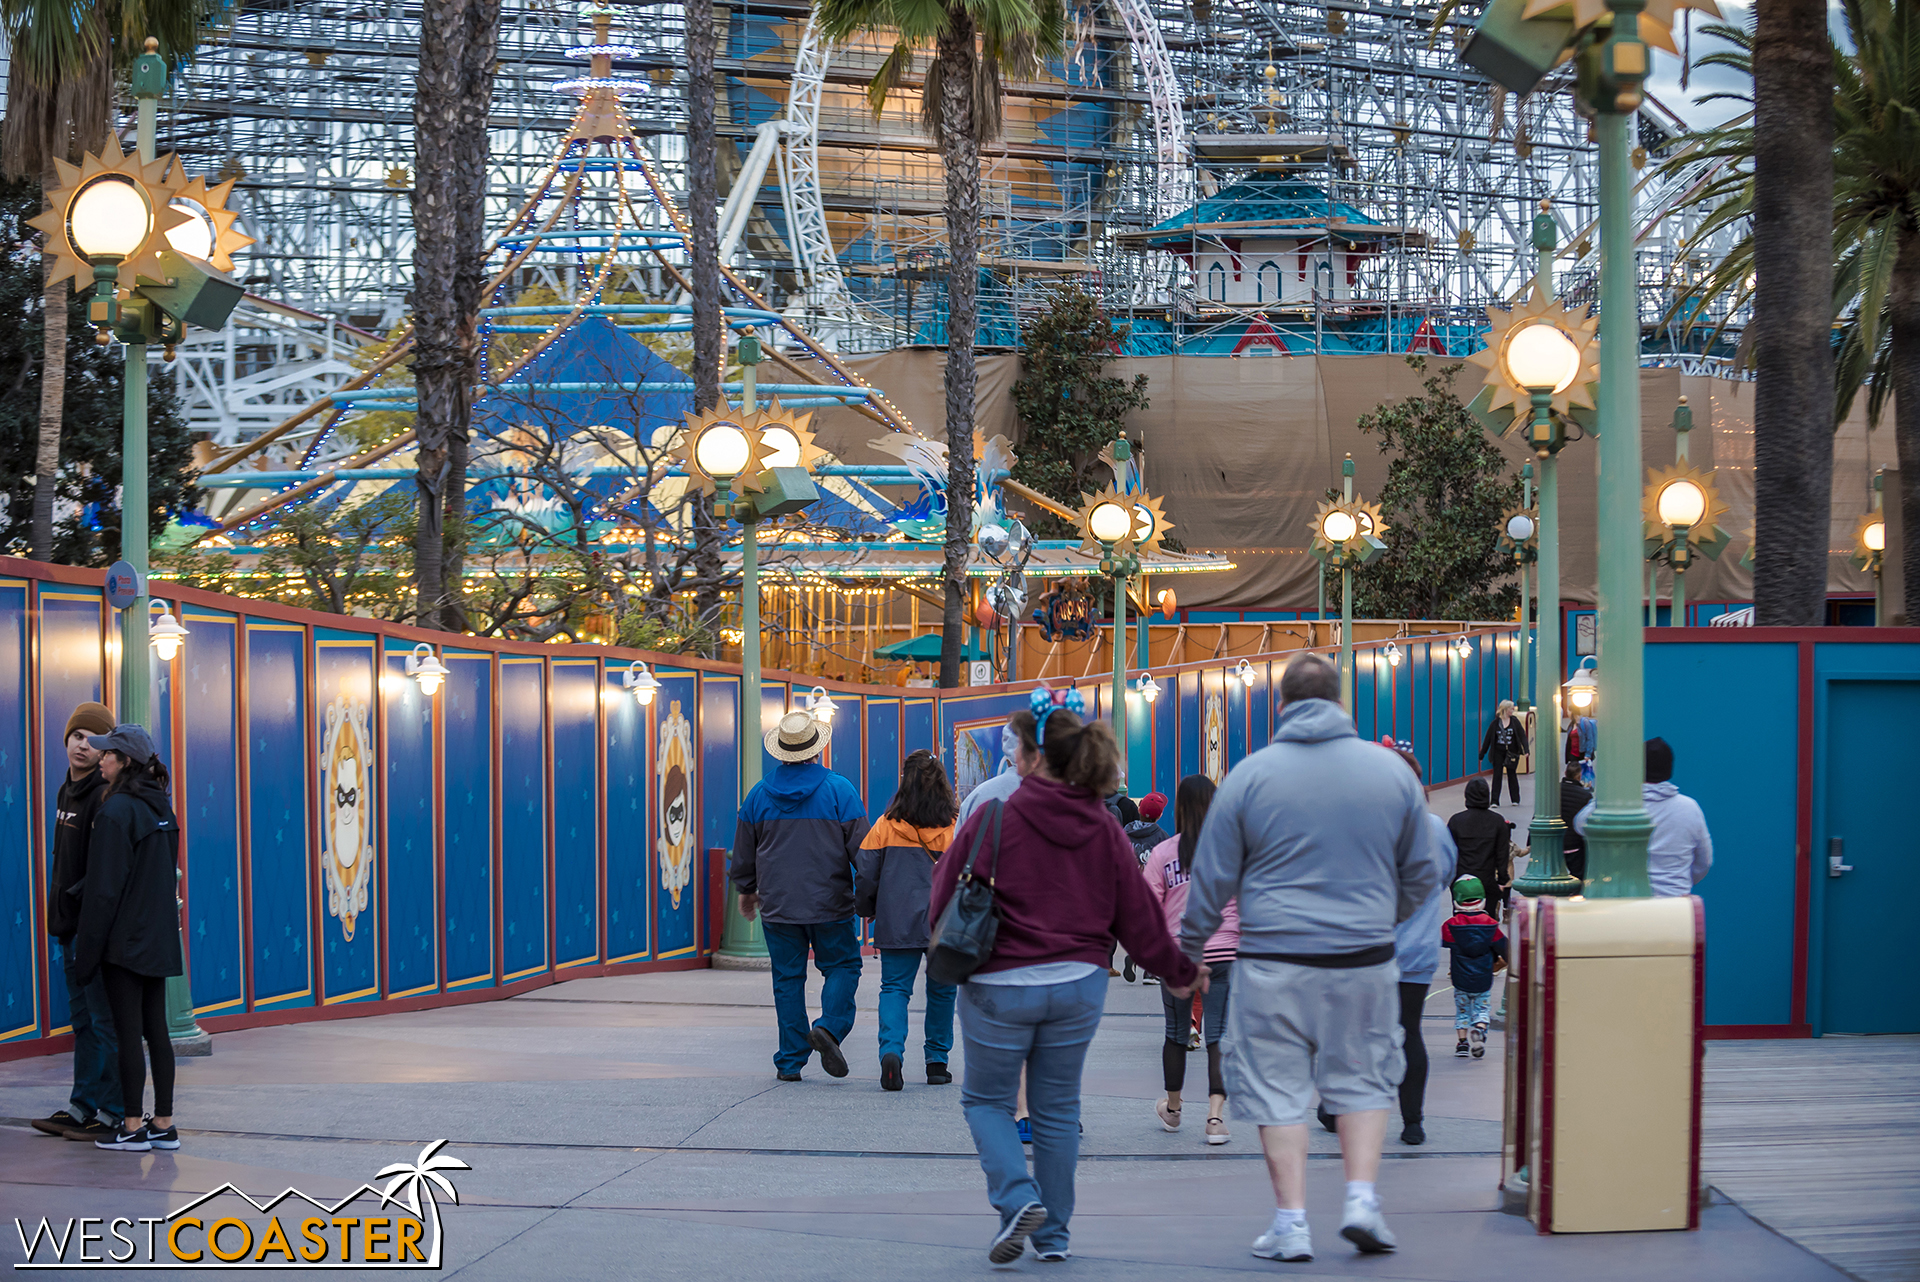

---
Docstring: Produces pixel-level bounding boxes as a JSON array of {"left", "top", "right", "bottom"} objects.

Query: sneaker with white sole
[
  {"left": 989, "top": 1202, "right": 1048, "bottom": 1265},
  {"left": 143, "top": 1122, "right": 180, "bottom": 1151},
  {"left": 95, "top": 1124, "right": 152, "bottom": 1153},
  {"left": 1205, "top": 1116, "right": 1229, "bottom": 1145},
  {"left": 1155, "top": 1099, "right": 1181, "bottom": 1132},
  {"left": 1339, "top": 1197, "right": 1397, "bottom": 1253},
  {"left": 1252, "top": 1219, "right": 1313, "bottom": 1262},
  {"left": 1035, "top": 1248, "right": 1071, "bottom": 1262}
]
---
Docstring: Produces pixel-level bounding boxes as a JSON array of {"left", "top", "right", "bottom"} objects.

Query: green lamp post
[
  {"left": 1499, "top": 317, "right": 1585, "bottom": 898},
  {"left": 678, "top": 357, "right": 823, "bottom": 963},
  {"left": 1085, "top": 488, "right": 1140, "bottom": 765}
]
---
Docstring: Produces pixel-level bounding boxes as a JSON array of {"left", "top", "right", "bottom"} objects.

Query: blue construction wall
[{"left": 0, "top": 558, "right": 1551, "bottom": 1057}]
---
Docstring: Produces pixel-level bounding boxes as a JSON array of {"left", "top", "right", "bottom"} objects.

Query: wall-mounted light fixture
[
  {"left": 1234, "top": 658, "right": 1256, "bottom": 689},
  {"left": 623, "top": 660, "right": 661, "bottom": 707},
  {"left": 405, "top": 642, "right": 448, "bottom": 696},
  {"left": 805, "top": 685, "right": 837, "bottom": 723},
  {"left": 1136, "top": 671, "right": 1161, "bottom": 704},
  {"left": 1383, "top": 640, "right": 1402, "bottom": 668},
  {"left": 148, "top": 599, "right": 189, "bottom": 661}
]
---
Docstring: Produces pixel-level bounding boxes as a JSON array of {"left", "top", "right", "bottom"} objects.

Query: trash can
[{"left": 1525, "top": 895, "right": 1704, "bottom": 1233}]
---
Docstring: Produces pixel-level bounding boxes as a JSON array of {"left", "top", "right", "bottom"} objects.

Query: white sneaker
[
  {"left": 1339, "top": 1197, "right": 1397, "bottom": 1253},
  {"left": 1251, "top": 1219, "right": 1313, "bottom": 1262}
]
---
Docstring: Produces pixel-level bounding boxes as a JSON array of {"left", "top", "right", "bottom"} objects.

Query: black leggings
[
  {"left": 1398, "top": 981, "right": 1430, "bottom": 1125},
  {"left": 102, "top": 964, "right": 173, "bottom": 1120},
  {"left": 1489, "top": 753, "right": 1521, "bottom": 803}
]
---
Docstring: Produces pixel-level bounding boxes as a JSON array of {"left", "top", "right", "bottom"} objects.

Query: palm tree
[
  {"left": 1664, "top": 0, "right": 1918, "bottom": 624},
  {"left": 685, "top": 0, "right": 725, "bottom": 633},
  {"left": 1, "top": 0, "right": 206, "bottom": 563},
  {"left": 412, "top": 0, "right": 499, "bottom": 630},
  {"left": 815, "top": 0, "right": 1065, "bottom": 686},
  {"left": 376, "top": 1139, "right": 471, "bottom": 1267}
]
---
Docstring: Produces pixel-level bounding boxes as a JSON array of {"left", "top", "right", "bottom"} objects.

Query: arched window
[
  {"left": 1257, "top": 260, "right": 1282, "bottom": 303},
  {"left": 1206, "top": 261, "right": 1228, "bottom": 302}
]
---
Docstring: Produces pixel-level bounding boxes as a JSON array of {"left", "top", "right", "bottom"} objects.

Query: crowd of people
[
  {"left": 727, "top": 653, "right": 1716, "bottom": 1266},
  {"left": 30, "top": 654, "right": 1714, "bottom": 1265},
  {"left": 31, "top": 704, "right": 186, "bottom": 1153}
]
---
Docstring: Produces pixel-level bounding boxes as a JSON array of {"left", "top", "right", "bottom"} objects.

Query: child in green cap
[{"left": 1441, "top": 876, "right": 1506, "bottom": 1058}]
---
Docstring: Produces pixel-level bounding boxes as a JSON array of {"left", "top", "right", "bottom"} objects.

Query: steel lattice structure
[{"left": 3, "top": 0, "right": 1743, "bottom": 439}]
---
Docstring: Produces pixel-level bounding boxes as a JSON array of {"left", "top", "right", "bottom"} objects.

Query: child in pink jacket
[{"left": 1143, "top": 774, "right": 1240, "bottom": 1144}]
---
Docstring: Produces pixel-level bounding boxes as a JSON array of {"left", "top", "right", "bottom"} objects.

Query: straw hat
[{"left": 764, "top": 710, "right": 827, "bottom": 763}]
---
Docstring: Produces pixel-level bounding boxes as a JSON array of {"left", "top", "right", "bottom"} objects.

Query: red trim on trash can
[
  {"left": 1535, "top": 897, "right": 1557, "bottom": 1235},
  {"left": 1689, "top": 894, "right": 1706, "bottom": 1230}
]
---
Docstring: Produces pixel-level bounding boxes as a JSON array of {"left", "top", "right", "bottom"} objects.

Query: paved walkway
[{"left": 2, "top": 963, "right": 1894, "bottom": 1281}]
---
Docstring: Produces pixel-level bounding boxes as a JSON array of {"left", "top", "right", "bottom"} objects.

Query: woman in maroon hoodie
[{"left": 930, "top": 699, "right": 1202, "bottom": 1265}]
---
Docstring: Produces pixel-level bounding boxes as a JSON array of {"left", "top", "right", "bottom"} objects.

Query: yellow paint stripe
[
  {"left": 556, "top": 954, "right": 598, "bottom": 970},
  {"left": 655, "top": 945, "right": 698, "bottom": 960},
  {"left": 502, "top": 963, "right": 548, "bottom": 982},
  {"left": 501, "top": 657, "right": 545, "bottom": 666},
  {"left": 246, "top": 623, "right": 306, "bottom": 633},
  {"left": 322, "top": 985, "right": 380, "bottom": 1005},
  {"left": 445, "top": 972, "right": 494, "bottom": 991},
  {"left": 387, "top": 982, "right": 439, "bottom": 1000},
  {"left": 41, "top": 592, "right": 102, "bottom": 602},
  {"left": 184, "top": 613, "right": 236, "bottom": 624},
  {"left": 252, "top": 987, "right": 312, "bottom": 1007},
  {"left": 0, "top": 1022, "right": 41, "bottom": 1042},
  {"left": 317, "top": 638, "right": 375, "bottom": 648},
  {"left": 193, "top": 998, "right": 244, "bottom": 1016},
  {"left": 606, "top": 949, "right": 650, "bottom": 965}
]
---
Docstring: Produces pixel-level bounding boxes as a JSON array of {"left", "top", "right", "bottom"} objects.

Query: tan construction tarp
[{"left": 793, "top": 350, "right": 1895, "bottom": 612}]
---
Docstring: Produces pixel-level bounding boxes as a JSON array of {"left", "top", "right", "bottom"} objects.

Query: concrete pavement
[{"left": 0, "top": 963, "right": 1872, "bottom": 1281}]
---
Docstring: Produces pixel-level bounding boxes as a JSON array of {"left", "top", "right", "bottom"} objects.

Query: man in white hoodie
[{"left": 1572, "top": 737, "right": 1712, "bottom": 896}]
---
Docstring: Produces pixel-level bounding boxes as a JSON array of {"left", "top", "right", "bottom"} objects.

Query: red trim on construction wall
[
  {"left": 1792, "top": 641, "right": 1814, "bottom": 1029},
  {"left": 1704, "top": 1023, "right": 1813, "bottom": 1039},
  {"left": 0, "top": 956, "right": 712, "bottom": 1063},
  {"left": 1644, "top": 625, "right": 1920, "bottom": 643}
]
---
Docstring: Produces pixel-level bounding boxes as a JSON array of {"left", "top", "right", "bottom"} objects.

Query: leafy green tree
[
  {"left": 1, "top": 0, "right": 215, "bottom": 561},
  {"left": 1338, "top": 359, "right": 1520, "bottom": 621},
  {"left": 0, "top": 176, "right": 197, "bottom": 564},
  {"left": 817, "top": 0, "right": 1066, "bottom": 687},
  {"left": 1009, "top": 285, "right": 1150, "bottom": 538}
]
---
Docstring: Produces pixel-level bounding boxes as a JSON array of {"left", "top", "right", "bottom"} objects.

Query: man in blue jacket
[{"left": 733, "top": 711, "right": 872, "bottom": 1081}]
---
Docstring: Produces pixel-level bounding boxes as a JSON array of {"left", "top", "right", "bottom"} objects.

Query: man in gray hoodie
[
  {"left": 1181, "top": 654, "right": 1443, "bottom": 1263},
  {"left": 1571, "top": 736, "right": 1711, "bottom": 896}
]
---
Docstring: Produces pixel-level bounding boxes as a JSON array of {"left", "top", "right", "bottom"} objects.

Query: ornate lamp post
[
  {"left": 1309, "top": 458, "right": 1386, "bottom": 710},
  {"left": 676, "top": 381, "right": 821, "bottom": 963},
  {"left": 37, "top": 41, "right": 251, "bottom": 1057},
  {"left": 1083, "top": 491, "right": 1139, "bottom": 765}
]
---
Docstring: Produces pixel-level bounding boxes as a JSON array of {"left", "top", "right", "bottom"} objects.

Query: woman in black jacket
[
  {"left": 1477, "top": 700, "right": 1529, "bottom": 805},
  {"left": 72, "top": 725, "right": 184, "bottom": 1153}
]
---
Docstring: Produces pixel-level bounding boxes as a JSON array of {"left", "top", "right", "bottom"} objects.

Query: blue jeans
[
  {"left": 877, "top": 949, "right": 955, "bottom": 1064},
  {"left": 1455, "top": 989, "right": 1491, "bottom": 1030},
  {"left": 959, "top": 970, "right": 1109, "bottom": 1255},
  {"left": 762, "top": 919, "right": 863, "bottom": 1075},
  {"left": 59, "top": 941, "right": 123, "bottom": 1125}
]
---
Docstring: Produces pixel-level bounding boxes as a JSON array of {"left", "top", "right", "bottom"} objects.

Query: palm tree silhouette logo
[{"left": 375, "top": 1139, "right": 472, "bottom": 1266}]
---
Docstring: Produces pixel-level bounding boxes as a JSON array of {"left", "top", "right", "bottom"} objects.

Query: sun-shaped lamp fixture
[
  {"left": 28, "top": 137, "right": 192, "bottom": 297},
  {"left": 1464, "top": 286, "right": 1600, "bottom": 437},
  {"left": 671, "top": 405, "right": 770, "bottom": 496}
]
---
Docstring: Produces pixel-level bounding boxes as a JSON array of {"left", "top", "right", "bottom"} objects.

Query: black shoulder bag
[{"left": 926, "top": 800, "right": 1005, "bottom": 986}]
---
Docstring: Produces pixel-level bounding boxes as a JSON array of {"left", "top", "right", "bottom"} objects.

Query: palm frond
[{"left": 866, "top": 41, "right": 914, "bottom": 119}]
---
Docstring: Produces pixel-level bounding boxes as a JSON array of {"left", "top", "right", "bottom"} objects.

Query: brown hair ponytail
[{"left": 1008, "top": 708, "right": 1120, "bottom": 795}]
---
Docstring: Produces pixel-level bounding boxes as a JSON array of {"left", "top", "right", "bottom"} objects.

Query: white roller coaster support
[
  {"left": 1110, "top": 0, "right": 1189, "bottom": 221},
  {"left": 718, "top": 120, "right": 789, "bottom": 267}
]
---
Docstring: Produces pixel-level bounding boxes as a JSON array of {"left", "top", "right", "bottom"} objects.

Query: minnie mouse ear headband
[{"left": 1029, "top": 684, "right": 1085, "bottom": 744}]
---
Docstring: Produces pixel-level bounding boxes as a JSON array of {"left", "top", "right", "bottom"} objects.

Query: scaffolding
[{"left": 25, "top": 0, "right": 1746, "bottom": 438}]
